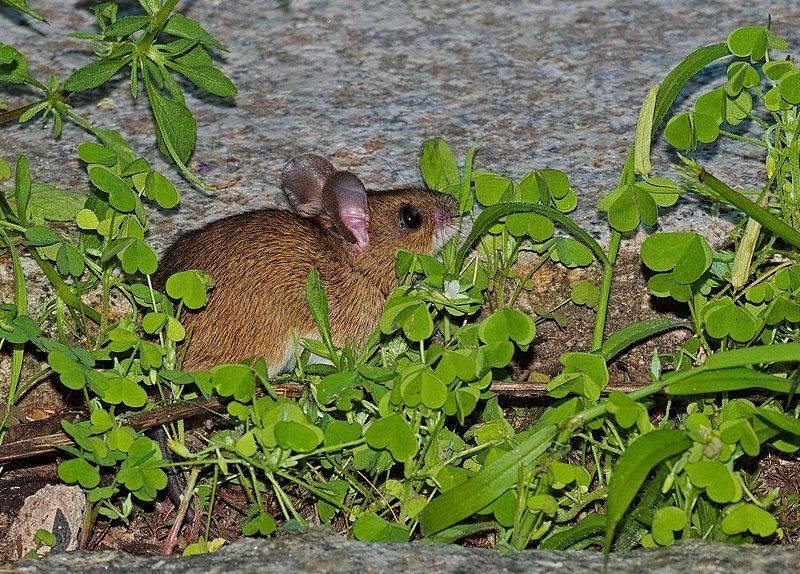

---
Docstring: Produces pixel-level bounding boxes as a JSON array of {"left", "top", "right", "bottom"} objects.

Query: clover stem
[{"left": 592, "top": 230, "right": 620, "bottom": 351}]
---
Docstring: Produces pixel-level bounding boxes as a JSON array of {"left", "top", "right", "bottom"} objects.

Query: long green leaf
[
  {"left": 599, "top": 317, "right": 693, "bottom": 362},
  {"left": 28, "top": 248, "right": 102, "bottom": 324},
  {"left": 1, "top": 0, "right": 46, "bottom": 21},
  {"left": 305, "top": 267, "right": 335, "bottom": 357},
  {"left": 755, "top": 408, "right": 800, "bottom": 436},
  {"left": 703, "top": 342, "right": 800, "bottom": 369},
  {"left": 166, "top": 45, "right": 237, "bottom": 97},
  {"left": 665, "top": 367, "right": 791, "bottom": 395},
  {"left": 652, "top": 44, "right": 730, "bottom": 134},
  {"left": 455, "top": 202, "right": 609, "bottom": 271},
  {"left": 699, "top": 170, "right": 800, "bottom": 250},
  {"left": 419, "top": 138, "right": 460, "bottom": 191},
  {"left": 64, "top": 57, "right": 130, "bottom": 92},
  {"left": 613, "top": 464, "right": 669, "bottom": 551},
  {"left": 418, "top": 424, "right": 558, "bottom": 536},
  {"left": 1, "top": 228, "right": 27, "bottom": 410},
  {"left": 604, "top": 429, "right": 691, "bottom": 555},
  {"left": 540, "top": 514, "right": 606, "bottom": 550},
  {"left": 422, "top": 522, "right": 500, "bottom": 544},
  {"left": 148, "top": 85, "right": 196, "bottom": 165}
]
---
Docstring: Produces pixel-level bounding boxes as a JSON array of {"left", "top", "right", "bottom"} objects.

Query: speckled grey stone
[
  {"left": 2, "top": 0, "right": 796, "bottom": 252},
  {"left": 7, "top": 530, "right": 800, "bottom": 574}
]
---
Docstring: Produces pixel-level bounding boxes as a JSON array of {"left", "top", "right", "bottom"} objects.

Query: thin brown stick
[
  {"left": 0, "top": 381, "right": 645, "bottom": 463},
  {"left": 0, "top": 384, "right": 304, "bottom": 463}
]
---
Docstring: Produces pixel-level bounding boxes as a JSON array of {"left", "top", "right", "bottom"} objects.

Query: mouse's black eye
[{"left": 400, "top": 205, "right": 422, "bottom": 230}]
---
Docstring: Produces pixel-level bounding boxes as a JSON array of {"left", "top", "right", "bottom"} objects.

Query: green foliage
[
  {"left": 0, "top": 5, "right": 218, "bottom": 527},
  {"left": 604, "top": 430, "right": 692, "bottom": 547},
  {"left": 598, "top": 177, "right": 680, "bottom": 232},
  {"left": 641, "top": 233, "right": 713, "bottom": 284},
  {"left": 421, "top": 19, "right": 800, "bottom": 554},
  {"left": 547, "top": 353, "right": 608, "bottom": 401},
  {"left": 1, "top": 1, "right": 236, "bottom": 187},
  {"left": 1, "top": 0, "right": 45, "bottom": 21},
  {"left": 3, "top": 10, "right": 800, "bottom": 556}
]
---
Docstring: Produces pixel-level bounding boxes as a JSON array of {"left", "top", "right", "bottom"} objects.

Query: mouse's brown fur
[
  {"left": 152, "top": 154, "right": 461, "bottom": 527},
  {"left": 156, "top": 187, "right": 459, "bottom": 372}
]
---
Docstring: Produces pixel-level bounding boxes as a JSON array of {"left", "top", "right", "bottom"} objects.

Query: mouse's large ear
[
  {"left": 281, "top": 154, "right": 336, "bottom": 217},
  {"left": 322, "top": 171, "right": 370, "bottom": 254}
]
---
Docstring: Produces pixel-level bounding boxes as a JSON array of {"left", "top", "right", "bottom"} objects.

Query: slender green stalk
[
  {"left": 0, "top": 229, "right": 26, "bottom": 424},
  {"left": 28, "top": 248, "right": 102, "bottom": 324},
  {"left": 592, "top": 42, "right": 732, "bottom": 349},
  {"left": 592, "top": 230, "right": 620, "bottom": 351}
]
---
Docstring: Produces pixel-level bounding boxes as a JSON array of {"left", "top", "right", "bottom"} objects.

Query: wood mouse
[
  {"left": 153, "top": 153, "right": 462, "bottom": 530},
  {"left": 156, "top": 153, "right": 462, "bottom": 373}
]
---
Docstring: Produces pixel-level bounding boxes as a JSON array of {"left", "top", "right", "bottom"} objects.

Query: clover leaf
[
  {"left": 721, "top": 503, "right": 778, "bottom": 537},
  {"left": 274, "top": 421, "right": 324, "bottom": 453},
  {"left": 478, "top": 308, "right": 536, "bottom": 347},
  {"left": 641, "top": 233, "right": 712, "bottom": 284},
  {"left": 58, "top": 457, "right": 101, "bottom": 489},
  {"left": 165, "top": 269, "right": 213, "bottom": 309},
  {"left": 353, "top": 512, "right": 410, "bottom": 542},
  {"left": 365, "top": 414, "right": 417, "bottom": 462},
  {"left": 685, "top": 461, "right": 742, "bottom": 504},
  {"left": 652, "top": 506, "right": 686, "bottom": 546},
  {"left": 547, "top": 352, "right": 609, "bottom": 401},
  {"left": 664, "top": 111, "right": 720, "bottom": 150}
]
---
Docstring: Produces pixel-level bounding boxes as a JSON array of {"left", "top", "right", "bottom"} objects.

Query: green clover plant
[{"left": 3, "top": 1, "right": 800, "bottom": 556}]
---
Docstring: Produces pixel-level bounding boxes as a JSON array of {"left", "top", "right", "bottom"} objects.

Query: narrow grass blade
[
  {"left": 599, "top": 317, "right": 694, "bottom": 362},
  {"left": 700, "top": 170, "right": 800, "bottom": 250},
  {"left": 703, "top": 342, "right": 800, "bottom": 370},
  {"left": 604, "top": 429, "right": 691, "bottom": 555},
  {"left": 455, "top": 202, "right": 608, "bottom": 271},
  {"left": 755, "top": 408, "right": 800, "bottom": 436},
  {"left": 540, "top": 514, "right": 606, "bottom": 550},
  {"left": 418, "top": 424, "right": 558, "bottom": 536},
  {"left": 665, "top": 367, "right": 792, "bottom": 395}
]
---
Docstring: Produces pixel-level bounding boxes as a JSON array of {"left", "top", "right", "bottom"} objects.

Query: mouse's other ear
[
  {"left": 322, "top": 171, "right": 370, "bottom": 254},
  {"left": 281, "top": 154, "right": 336, "bottom": 217}
]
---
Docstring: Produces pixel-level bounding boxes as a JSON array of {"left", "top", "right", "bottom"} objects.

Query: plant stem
[
  {"left": 28, "top": 248, "right": 102, "bottom": 324},
  {"left": 591, "top": 42, "right": 732, "bottom": 351},
  {"left": 0, "top": 220, "right": 28, "bottom": 233},
  {"left": 0, "top": 229, "right": 26, "bottom": 425},
  {"left": 592, "top": 230, "right": 620, "bottom": 351},
  {"left": 0, "top": 90, "right": 70, "bottom": 125},
  {"left": 718, "top": 129, "right": 767, "bottom": 148}
]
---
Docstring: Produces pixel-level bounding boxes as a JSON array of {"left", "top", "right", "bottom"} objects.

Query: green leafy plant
[
  {"left": 419, "top": 19, "right": 800, "bottom": 553},
  {"left": 3, "top": 1, "right": 800, "bottom": 557},
  {"left": 1, "top": 0, "right": 235, "bottom": 186},
  {"left": 0, "top": 0, "right": 233, "bottom": 539}
]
